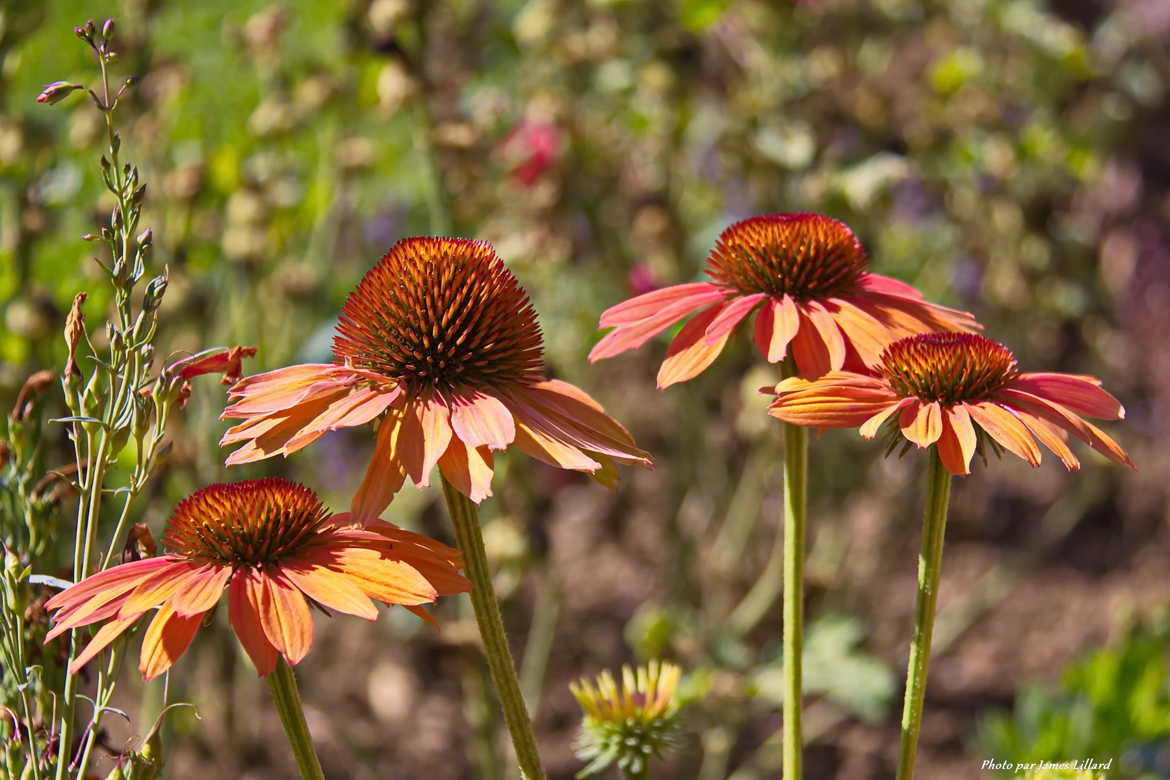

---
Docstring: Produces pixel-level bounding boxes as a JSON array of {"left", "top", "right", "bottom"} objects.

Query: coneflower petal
[
  {"left": 259, "top": 571, "right": 313, "bottom": 665},
  {"left": 139, "top": 601, "right": 206, "bottom": 680},
  {"left": 398, "top": 397, "right": 452, "bottom": 488},
  {"left": 900, "top": 401, "right": 943, "bottom": 448},
  {"left": 597, "top": 282, "right": 722, "bottom": 328},
  {"left": 998, "top": 389, "right": 1133, "bottom": 468},
  {"left": 789, "top": 309, "right": 833, "bottom": 378},
  {"left": 229, "top": 569, "right": 279, "bottom": 676},
  {"left": 351, "top": 411, "right": 409, "bottom": 524},
  {"left": 1008, "top": 373, "right": 1125, "bottom": 420},
  {"left": 805, "top": 300, "right": 847, "bottom": 371},
  {"left": 282, "top": 554, "right": 380, "bottom": 619},
  {"left": 703, "top": 292, "right": 766, "bottom": 345},
  {"left": 450, "top": 392, "right": 516, "bottom": 451},
  {"left": 753, "top": 295, "right": 801, "bottom": 364},
  {"left": 658, "top": 306, "right": 729, "bottom": 389},
  {"left": 437, "top": 438, "right": 494, "bottom": 502},
  {"left": 1013, "top": 407, "right": 1080, "bottom": 471},
  {"left": 70, "top": 613, "right": 142, "bottom": 674},
  {"left": 967, "top": 402, "right": 1042, "bottom": 466},
  {"left": 170, "top": 565, "right": 233, "bottom": 617}
]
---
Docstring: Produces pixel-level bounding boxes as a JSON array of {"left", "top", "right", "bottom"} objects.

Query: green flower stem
[
  {"left": 441, "top": 476, "right": 547, "bottom": 780},
  {"left": 781, "top": 414, "right": 808, "bottom": 780},
  {"left": 895, "top": 450, "right": 953, "bottom": 780},
  {"left": 266, "top": 659, "right": 325, "bottom": 780}
]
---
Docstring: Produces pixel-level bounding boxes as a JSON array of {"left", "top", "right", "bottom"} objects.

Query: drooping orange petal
[
  {"left": 590, "top": 286, "right": 727, "bottom": 361},
  {"left": 437, "top": 438, "right": 495, "bottom": 502},
  {"left": 351, "top": 410, "right": 408, "bottom": 524},
  {"left": 505, "top": 382, "right": 652, "bottom": 467},
  {"left": 1012, "top": 406, "right": 1080, "bottom": 471},
  {"left": 228, "top": 569, "right": 278, "bottom": 676},
  {"left": 327, "top": 549, "right": 439, "bottom": 606},
  {"left": 967, "top": 401, "right": 1042, "bottom": 467},
  {"left": 1008, "top": 373, "right": 1125, "bottom": 420},
  {"left": 397, "top": 396, "right": 452, "bottom": 488},
  {"left": 169, "top": 564, "right": 233, "bottom": 617},
  {"left": 767, "top": 372, "right": 901, "bottom": 428},
  {"left": 598, "top": 282, "right": 723, "bottom": 328},
  {"left": 402, "top": 604, "right": 440, "bottom": 629},
  {"left": 258, "top": 571, "right": 314, "bottom": 665},
  {"left": 936, "top": 419, "right": 965, "bottom": 475},
  {"left": 45, "top": 556, "right": 171, "bottom": 612},
  {"left": 450, "top": 392, "right": 516, "bottom": 450},
  {"left": 753, "top": 294, "right": 801, "bottom": 363},
  {"left": 284, "top": 385, "right": 400, "bottom": 451},
  {"left": 804, "top": 300, "right": 847, "bottom": 371},
  {"left": 282, "top": 554, "right": 379, "bottom": 619},
  {"left": 948, "top": 405, "right": 978, "bottom": 472},
  {"left": 858, "top": 397, "right": 915, "bottom": 439},
  {"left": 511, "top": 420, "right": 602, "bottom": 472},
  {"left": 223, "top": 364, "right": 350, "bottom": 415},
  {"left": 657, "top": 305, "right": 729, "bottom": 389},
  {"left": 139, "top": 601, "right": 206, "bottom": 680},
  {"left": 117, "top": 561, "right": 209, "bottom": 617},
  {"left": 703, "top": 293, "right": 766, "bottom": 345},
  {"left": 857, "top": 273, "right": 927, "bottom": 300},
  {"left": 899, "top": 401, "right": 943, "bottom": 448},
  {"left": 998, "top": 389, "right": 1133, "bottom": 469},
  {"left": 69, "top": 613, "right": 142, "bottom": 674},
  {"left": 788, "top": 308, "right": 833, "bottom": 378},
  {"left": 826, "top": 296, "right": 893, "bottom": 368}
]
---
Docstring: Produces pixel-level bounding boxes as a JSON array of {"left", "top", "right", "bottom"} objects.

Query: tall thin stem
[
  {"left": 895, "top": 450, "right": 953, "bottom": 780},
  {"left": 266, "top": 659, "right": 325, "bottom": 780},
  {"left": 781, "top": 411, "right": 808, "bottom": 780},
  {"left": 440, "top": 476, "right": 547, "bottom": 780}
]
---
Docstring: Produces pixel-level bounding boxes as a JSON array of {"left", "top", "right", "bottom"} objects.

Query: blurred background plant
[{"left": 0, "top": 0, "right": 1166, "bottom": 777}]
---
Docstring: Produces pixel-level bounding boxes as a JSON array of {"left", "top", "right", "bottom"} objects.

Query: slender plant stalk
[
  {"left": 895, "top": 450, "right": 953, "bottom": 780},
  {"left": 266, "top": 659, "right": 325, "bottom": 780},
  {"left": 440, "top": 476, "right": 547, "bottom": 780},
  {"left": 781, "top": 418, "right": 807, "bottom": 779},
  {"left": 780, "top": 361, "right": 808, "bottom": 780}
]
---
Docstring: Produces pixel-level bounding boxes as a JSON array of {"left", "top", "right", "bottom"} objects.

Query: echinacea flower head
[
  {"left": 220, "top": 237, "right": 651, "bottom": 515},
  {"left": 570, "top": 660, "right": 683, "bottom": 778},
  {"left": 44, "top": 479, "right": 469, "bottom": 679},
  {"left": 590, "top": 213, "right": 980, "bottom": 386},
  {"left": 765, "top": 332, "right": 1133, "bottom": 476}
]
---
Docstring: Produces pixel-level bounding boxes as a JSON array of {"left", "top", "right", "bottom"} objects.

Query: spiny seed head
[
  {"left": 333, "top": 237, "right": 544, "bottom": 396},
  {"left": 161, "top": 479, "right": 331, "bottom": 568},
  {"left": 880, "top": 332, "right": 1020, "bottom": 405},
  {"left": 705, "top": 213, "right": 868, "bottom": 299}
]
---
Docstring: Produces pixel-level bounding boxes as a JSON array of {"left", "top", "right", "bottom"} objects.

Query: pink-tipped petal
[
  {"left": 450, "top": 392, "right": 516, "bottom": 450},
  {"left": 597, "top": 282, "right": 723, "bottom": 328},
  {"left": 397, "top": 397, "right": 452, "bottom": 488},
  {"left": 805, "top": 300, "right": 847, "bottom": 371},
  {"left": 657, "top": 305, "right": 730, "bottom": 389},
  {"left": 1009, "top": 373, "right": 1125, "bottom": 420},
  {"left": 858, "top": 397, "right": 915, "bottom": 439},
  {"left": 703, "top": 293, "right": 766, "bottom": 345},
  {"left": 788, "top": 308, "right": 833, "bottom": 378}
]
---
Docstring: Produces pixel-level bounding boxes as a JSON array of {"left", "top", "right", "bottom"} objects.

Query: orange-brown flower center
[
  {"left": 161, "top": 479, "right": 331, "bottom": 567},
  {"left": 332, "top": 237, "right": 545, "bottom": 396},
  {"left": 704, "top": 213, "right": 868, "bottom": 299},
  {"left": 879, "top": 333, "right": 1019, "bottom": 406}
]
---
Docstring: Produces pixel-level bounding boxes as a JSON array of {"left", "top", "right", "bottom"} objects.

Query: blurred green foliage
[{"left": 978, "top": 614, "right": 1170, "bottom": 780}]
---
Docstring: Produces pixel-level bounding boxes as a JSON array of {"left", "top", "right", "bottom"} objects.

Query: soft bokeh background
[{"left": 3, "top": 0, "right": 1169, "bottom": 777}]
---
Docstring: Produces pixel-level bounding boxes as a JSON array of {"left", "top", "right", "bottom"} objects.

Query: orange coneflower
[
  {"left": 590, "top": 213, "right": 980, "bottom": 385},
  {"left": 44, "top": 479, "right": 469, "bottom": 679},
  {"left": 766, "top": 331, "right": 1133, "bottom": 475},
  {"left": 219, "top": 237, "right": 652, "bottom": 517}
]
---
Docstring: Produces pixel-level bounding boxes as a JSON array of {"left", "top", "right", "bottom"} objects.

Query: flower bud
[
  {"left": 571, "top": 661, "right": 684, "bottom": 778},
  {"left": 101, "top": 18, "right": 115, "bottom": 40},
  {"left": 142, "top": 273, "right": 168, "bottom": 313},
  {"left": 64, "top": 292, "right": 87, "bottom": 377},
  {"left": 36, "top": 81, "right": 83, "bottom": 105}
]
